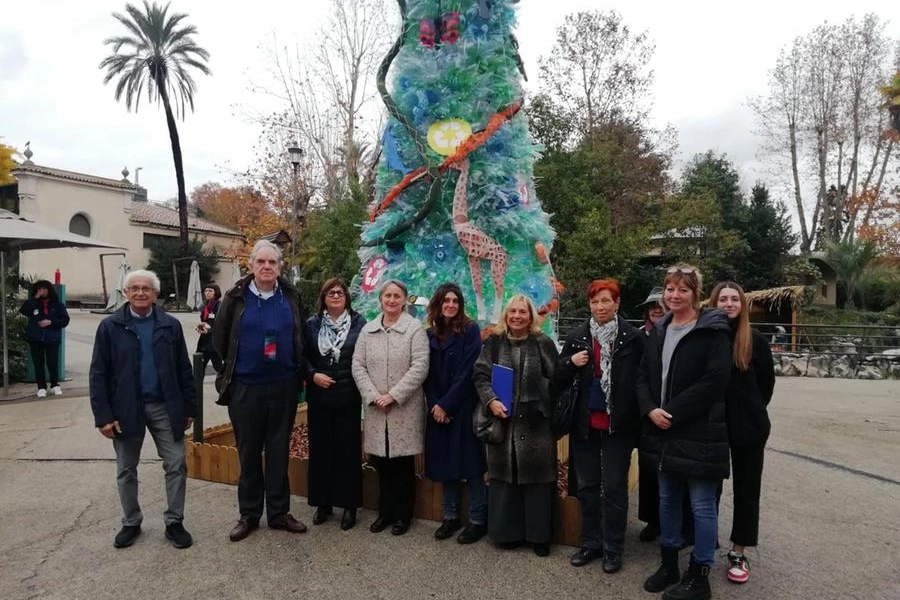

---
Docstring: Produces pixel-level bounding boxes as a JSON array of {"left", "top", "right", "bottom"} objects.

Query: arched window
[{"left": 69, "top": 213, "right": 91, "bottom": 237}]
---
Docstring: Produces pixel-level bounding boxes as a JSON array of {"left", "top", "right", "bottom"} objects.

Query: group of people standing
[
  {"left": 555, "top": 265, "right": 774, "bottom": 600},
  {"left": 87, "top": 241, "right": 773, "bottom": 600}
]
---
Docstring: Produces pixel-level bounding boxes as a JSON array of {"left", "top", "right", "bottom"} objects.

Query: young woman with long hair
[
  {"left": 423, "top": 283, "right": 487, "bottom": 544},
  {"left": 709, "top": 281, "right": 775, "bottom": 585}
]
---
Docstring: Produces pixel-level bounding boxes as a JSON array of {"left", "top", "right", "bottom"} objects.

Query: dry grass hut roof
[{"left": 745, "top": 285, "right": 809, "bottom": 313}]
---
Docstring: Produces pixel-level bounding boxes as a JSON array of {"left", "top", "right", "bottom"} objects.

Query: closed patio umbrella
[{"left": 186, "top": 260, "right": 202, "bottom": 310}]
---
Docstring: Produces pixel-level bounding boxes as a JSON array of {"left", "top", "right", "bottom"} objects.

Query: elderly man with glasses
[{"left": 89, "top": 269, "right": 197, "bottom": 550}]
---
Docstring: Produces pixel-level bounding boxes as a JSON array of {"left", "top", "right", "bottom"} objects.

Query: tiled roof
[
  {"left": 129, "top": 202, "right": 243, "bottom": 237},
  {"left": 12, "top": 162, "right": 136, "bottom": 190}
]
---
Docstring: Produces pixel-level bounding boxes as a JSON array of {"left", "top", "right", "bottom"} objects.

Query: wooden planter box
[{"left": 185, "top": 406, "right": 583, "bottom": 546}]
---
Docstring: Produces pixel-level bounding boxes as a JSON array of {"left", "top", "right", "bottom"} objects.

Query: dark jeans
[
  {"left": 228, "top": 378, "right": 298, "bottom": 521},
  {"left": 572, "top": 428, "right": 634, "bottom": 554},
  {"left": 639, "top": 457, "right": 694, "bottom": 537},
  {"left": 307, "top": 401, "right": 362, "bottom": 510},
  {"left": 371, "top": 455, "right": 416, "bottom": 522},
  {"left": 29, "top": 342, "right": 60, "bottom": 388}
]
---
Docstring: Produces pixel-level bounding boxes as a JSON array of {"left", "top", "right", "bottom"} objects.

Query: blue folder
[{"left": 491, "top": 364, "right": 514, "bottom": 414}]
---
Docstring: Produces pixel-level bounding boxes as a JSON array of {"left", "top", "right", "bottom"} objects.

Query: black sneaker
[
  {"left": 113, "top": 525, "right": 141, "bottom": 548},
  {"left": 165, "top": 522, "right": 193, "bottom": 548}
]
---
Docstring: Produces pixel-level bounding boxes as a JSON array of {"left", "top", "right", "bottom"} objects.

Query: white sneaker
[
  {"left": 37, "top": 389, "right": 47, "bottom": 398},
  {"left": 50, "top": 386, "right": 63, "bottom": 396}
]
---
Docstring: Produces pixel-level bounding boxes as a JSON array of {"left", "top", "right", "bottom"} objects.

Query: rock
[
  {"left": 806, "top": 355, "right": 830, "bottom": 378},
  {"left": 831, "top": 355, "right": 854, "bottom": 378},
  {"left": 856, "top": 366, "right": 884, "bottom": 380}
]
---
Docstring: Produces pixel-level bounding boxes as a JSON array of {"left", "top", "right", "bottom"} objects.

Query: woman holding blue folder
[{"left": 472, "top": 294, "right": 559, "bottom": 556}]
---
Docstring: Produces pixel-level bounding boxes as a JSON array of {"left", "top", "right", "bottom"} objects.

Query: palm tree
[
  {"left": 824, "top": 239, "right": 878, "bottom": 309},
  {"left": 99, "top": 1, "right": 211, "bottom": 253}
]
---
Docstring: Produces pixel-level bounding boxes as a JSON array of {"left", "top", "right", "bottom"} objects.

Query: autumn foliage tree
[{"left": 190, "top": 182, "right": 287, "bottom": 256}]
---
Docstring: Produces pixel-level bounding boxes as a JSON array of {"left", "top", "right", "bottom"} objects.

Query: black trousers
[
  {"left": 572, "top": 429, "right": 634, "bottom": 554},
  {"left": 726, "top": 442, "right": 766, "bottom": 547},
  {"left": 201, "top": 351, "right": 223, "bottom": 373},
  {"left": 228, "top": 378, "right": 298, "bottom": 521},
  {"left": 29, "top": 342, "right": 60, "bottom": 388},
  {"left": 307, "top": 401, "right": 362, "bottom": 510},
  {"left": 371, "top": 454, "right": 416, "bottom": 522}
]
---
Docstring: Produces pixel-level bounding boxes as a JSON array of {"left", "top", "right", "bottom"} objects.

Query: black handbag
[
  {"left": 474, "top": 335, "right": 506, "bottom": 444},
  {"left": 551, "top": 376, "right": 578, "bottom": 436}
]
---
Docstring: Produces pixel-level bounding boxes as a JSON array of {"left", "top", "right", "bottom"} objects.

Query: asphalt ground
[{"left": 0, "top": 309, "right": 898, "bottom": 600}]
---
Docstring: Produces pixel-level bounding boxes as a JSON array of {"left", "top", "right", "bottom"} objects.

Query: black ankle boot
[
  {"left": 644, "top": 546, "right": 681, "bottom": 592},
  {"left": 663, "top": 555, "right": 711, "bottom": 600}
]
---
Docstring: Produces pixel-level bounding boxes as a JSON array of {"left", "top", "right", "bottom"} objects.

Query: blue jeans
[
  {"left": 659, "top": 472, "right": 719, "bottom": 565},
  {"left": 443, "top": 477, "right": 488, "bottom": 525}
]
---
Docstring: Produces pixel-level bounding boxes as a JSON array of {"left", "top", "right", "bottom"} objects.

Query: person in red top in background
[
  {"left": 555, "top": 279, "right": 644, "bottom": 574},
  {"left": 20, "top": 280, "right": 70, "bottom": 397},
  {"left": 195, "top": 284, "right": 223, "bottom": 373}
]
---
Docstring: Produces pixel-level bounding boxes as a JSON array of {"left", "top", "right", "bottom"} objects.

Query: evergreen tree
[{"left": 742, "top": 184, "right": 797, "bottom": 290}]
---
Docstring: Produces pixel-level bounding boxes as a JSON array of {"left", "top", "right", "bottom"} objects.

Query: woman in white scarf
[
  {"left": 554, "top": 279, "right": 644, "bottom": 574},
  {"left": 301, "top": 278, "right": 367, "bottom": 531}
]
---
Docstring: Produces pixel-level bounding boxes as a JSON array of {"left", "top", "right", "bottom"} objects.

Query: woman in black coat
[
  {"left": 196, "top": 283, "right": 223, "bottom": 373},
  {"left": 554, "top": 279, "right": 643, "bottom": 574},
  {"left": 709, "top": 282, "right": 775, "bottom": 585},
  {"left": 424, "top": 283, "right": 487, "bottom": 545},
  {"left": 301, "top": 278, "right": 366, "bottom": 530},
  {"left": 19, "top": 280, "right": 70, "bottom": 397},
  {"left": 638, "top": 264, "right": 732, "bottom": 600}
]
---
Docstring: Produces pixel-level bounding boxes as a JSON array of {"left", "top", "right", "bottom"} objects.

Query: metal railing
[{"left": 555, "top": 317, "right": 900, "bottom": 356}]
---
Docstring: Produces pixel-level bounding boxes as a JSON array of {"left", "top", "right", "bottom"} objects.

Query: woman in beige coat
[{"left": 352, "top": 280, "right": 430, "bottom": 535}]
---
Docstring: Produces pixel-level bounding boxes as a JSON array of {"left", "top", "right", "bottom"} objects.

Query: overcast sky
[{"left": 1, "top": 0, "right": 898, "bottom": 203}]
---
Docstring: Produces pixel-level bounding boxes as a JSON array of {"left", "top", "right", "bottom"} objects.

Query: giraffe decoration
[
  {"left": 353, "top": 0, "right": 559, "bottom": 334},
  {"left": 450, "top": 158, "right": 506, "bottom": 322}
]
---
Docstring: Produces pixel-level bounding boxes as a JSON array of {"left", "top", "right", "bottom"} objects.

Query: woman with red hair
[{"left": 555, "top": 278, "right": 644, "bottom": 573}]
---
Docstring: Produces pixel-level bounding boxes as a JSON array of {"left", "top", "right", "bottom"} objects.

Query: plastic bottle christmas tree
[{"left": 353, "top": 0, "right": 559, "bottom": 333}]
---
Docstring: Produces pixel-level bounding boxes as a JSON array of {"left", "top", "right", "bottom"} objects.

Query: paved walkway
[{"left": 1, "top": 310, "right": 898, "bottom": 600}]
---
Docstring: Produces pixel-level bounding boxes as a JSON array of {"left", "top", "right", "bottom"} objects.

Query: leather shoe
[
  {"left": 229, "top": 517, "right": 259, "bottom": 542},
  {"left": 456, "top": 523, "right": 487, "bottom": 545},
  {"left": 639, "top": 523, "right": 660, "bottom": 542},
  {"left": 165, "top": 522, "right": 193, "bottom": 549},
  {"left": 340, "top": 509, "right": 357, "bottom": 531},
  {"left": 570, "top": 546, "right": 603, "bottom": 567},
  {"left": 312, "top": 506, "right": 333, "bottom": 525},
  {"left": 268, "top": 513, "right": 307, "bottom": 534},
  {"left": 391, "top": 519, "right": 411, "bottom": 536},
  {"left": 113, "top": 525, "right": 141, "bottom": 548},
  {"left": 602, "top": 552, "right": 622, "bottom": 573},
  {"left": 370, "top": 515, "right": 390, "bottom": 533},
  {"left": 434, "top": 518, "right": 461, "bottom": 540}
]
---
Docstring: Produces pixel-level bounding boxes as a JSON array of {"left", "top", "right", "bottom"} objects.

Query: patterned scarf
[
  {"left": 318, "top": 310, "right": 351, "bottom": 365},
  {"left": 589, "top": 316, "right": 619, "bottom": 408}
]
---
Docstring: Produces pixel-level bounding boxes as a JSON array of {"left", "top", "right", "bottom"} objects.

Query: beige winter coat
[{"left": 352, "top": 311, "right": 430, "bottom": 457}]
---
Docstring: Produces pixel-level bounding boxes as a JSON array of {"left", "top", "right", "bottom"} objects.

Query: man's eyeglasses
[
  {"left": 127, "top": 286, "right": 155, "bottom": 294},
  {"left": 326, "top": 289, "right": 346, "bottom": 298},
  {"left": 666, "top": 266, "right": 696, "bottom": 275}
]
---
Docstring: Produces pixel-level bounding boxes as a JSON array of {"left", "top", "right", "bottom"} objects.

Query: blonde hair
[
  {"left": 494, "top": 294, "right": 541, "bottom": 336},
  {"left": 663, "top": 263, "right": 703, "bottom": 309},
  {"left": 709, "top": 281, "right": 752, "bottom": 371}
]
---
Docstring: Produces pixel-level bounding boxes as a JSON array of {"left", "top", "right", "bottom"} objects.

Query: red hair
[{"left": 586, "top": 279, "right": 620, "bottom": 302}]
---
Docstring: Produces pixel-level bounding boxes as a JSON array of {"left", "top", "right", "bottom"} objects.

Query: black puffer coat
[
  {"left": 725, "top": 328, "right": 775, "bottom": 446},
  {"left": 554, "top": 315, "right": 644, "bottom": 439},
  {"left": 636, "top": 308, "right": 732, "bottom": 480},
  {"left": 301, "top": 310, "right": 366, "bottom": 410}
]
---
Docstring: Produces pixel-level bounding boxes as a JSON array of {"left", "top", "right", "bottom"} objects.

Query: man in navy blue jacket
[{"left": 89, "top": 269, "right": 197, "bottom": 550}]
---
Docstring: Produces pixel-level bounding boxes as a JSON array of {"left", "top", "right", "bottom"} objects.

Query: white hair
[
  {"left": 249, "top": 239, "right": 283, "bottom": 263},
  {"left": 124, "top": 269, "right": 161, "bottom": 292}
]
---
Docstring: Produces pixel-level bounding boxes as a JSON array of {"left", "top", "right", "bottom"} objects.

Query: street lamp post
[{"left": 287, "top": 143, "right": 303, "bottom": 278}]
